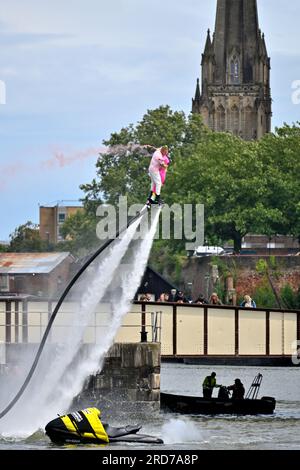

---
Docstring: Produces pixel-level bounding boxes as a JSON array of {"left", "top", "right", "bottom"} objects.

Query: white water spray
[
  {"left": 0, "top": 208, "right": 160, "bottom": 435},
  {"left": 161, "top": 418, "right": 203, "bottom": 445},
  {"left": 56, "top": 207, "right": 161, "bottom": 410}
]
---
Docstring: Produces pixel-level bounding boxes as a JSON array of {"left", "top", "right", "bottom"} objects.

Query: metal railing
[{"left": 0, "top": 299, "right": 299, "bottom": 360}]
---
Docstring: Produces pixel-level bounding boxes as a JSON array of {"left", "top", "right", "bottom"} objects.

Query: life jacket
[
  {"left": 203, "top": 376, "right": 216, "bottom": 389},
  {"left": 59, "top": 407, "right": 109, "bottom": 443}
]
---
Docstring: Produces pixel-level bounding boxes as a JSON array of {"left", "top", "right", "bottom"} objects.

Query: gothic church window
[
  {"left": 215, "top": 105, "right": 225, "bottom": 132},
  {"left": 229, "top": 56, "right": 240, "bottom": 84},
  {"left": 230, "top": 105, "right": 239, "bottom": 135},
  {"left": 243, "top": 106, "right": 255, "bottom": 140}
]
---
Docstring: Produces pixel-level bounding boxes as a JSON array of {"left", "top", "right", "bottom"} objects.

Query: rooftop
[{"left": 0, "top": 252, "right": 72, "bottom": 274}]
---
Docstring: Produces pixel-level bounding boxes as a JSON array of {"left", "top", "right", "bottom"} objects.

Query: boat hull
[{"left": 160, "top": 393, "right": 276, "bottom": 415}]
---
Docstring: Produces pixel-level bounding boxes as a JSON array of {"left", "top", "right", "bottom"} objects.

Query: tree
[
  {"left": 256, "top": 258, "right": 282, "bottom": 309},
  {"left": 58, "top": 210, "right": 99, "bottom": 256},
  {"left": 257, "top": 123, "right": 300, "bottom": 241},
  {"left": 9, "top": 221, "right": 49, "bottom": 252},
  {"left": 169, "top": 132, "right": 283, "bottom": 252}
]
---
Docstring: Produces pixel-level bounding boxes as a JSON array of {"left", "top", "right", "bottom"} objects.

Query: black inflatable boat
[
  {"left": 45, "top": 407, "right": 163, "bottom": 445},
  {"left": 161, "top": 374, "right": 276, "bottom": 415},
  {"left": 160, "top": 392, "right": 276, "bottom": 415}
]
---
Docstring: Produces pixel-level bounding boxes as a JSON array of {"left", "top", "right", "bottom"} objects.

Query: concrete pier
[{"left": 73, "top": 342, "right": 161, "bottom": 417}]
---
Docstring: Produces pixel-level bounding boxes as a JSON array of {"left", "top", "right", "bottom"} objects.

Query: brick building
[
  {"left": 39, "top": 203, "right": 84, "bottom": 244},
  {"left": 0, "top": 252, "right": 74, "bottom": 298}
]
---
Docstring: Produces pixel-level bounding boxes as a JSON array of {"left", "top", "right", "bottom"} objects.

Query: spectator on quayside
[
  {"left": 139, "top": 294, "right": 148, "bottom": 301},
  {"left": 240, "top": 295, "right": 256, "bottom": 308},
  {"left": 158, "top": 293, "right": 169, "bottom": 302},
  {"left": 176, "top": 291, "right": 188, "bottom": 303},
  {"left": 169, "top": 289, "right": 177, "bottom": 302},
  {"left": 139, "top": 293, "right": 153, "bottom": 301},
  {"left": 209, "top": 292, "right": 223, "bottom": 305},
  {"left": 194, "top": 293, "right": 209, "bottom": 305}
]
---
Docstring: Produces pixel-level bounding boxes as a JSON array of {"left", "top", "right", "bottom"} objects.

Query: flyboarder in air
[{"left": 145, "top": 145, "right": 170, "bottom": 206}]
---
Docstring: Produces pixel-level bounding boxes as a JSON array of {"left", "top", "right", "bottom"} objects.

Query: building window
[
  {"left": 230, "top": 106, "right": 239, "bottom": 135},
  {"left": 230, "top": 57, "right": 240, "bottom": 84},
  {"left": 215, "top": 105, "right": 226, "bottom": 132},
  {"left": 0, "top": 274, "right": 9, "bottom": 292},
  {"left": 243, "top": 106, "right": 255, "bottom": 140},
  {"left": 58, "top": 213, "right": 66, "bottom": 223}
]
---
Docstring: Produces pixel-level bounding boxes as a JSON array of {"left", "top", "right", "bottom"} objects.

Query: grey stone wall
[{"left": 73, "top": 342, "right": 161, "bottom": 418}]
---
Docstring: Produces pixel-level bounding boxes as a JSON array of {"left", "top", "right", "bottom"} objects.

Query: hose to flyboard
[{"left": 0, "top": 206, "right": 148, "bottom": 419}]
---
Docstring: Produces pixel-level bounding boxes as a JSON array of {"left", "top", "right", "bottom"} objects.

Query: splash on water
[{"left": 161, "top": 418, "right": 203, "bottom": 445}]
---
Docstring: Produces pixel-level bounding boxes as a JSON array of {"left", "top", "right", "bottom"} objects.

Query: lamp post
[
  {"left": 187, "top": 282, "right": 193, "bottom": 302},
  {"left": 45, "top": 232, "right": 50, "bottom": 249},
  {"left": 205, "top": 273, "right": 210, "bottom": 299}
]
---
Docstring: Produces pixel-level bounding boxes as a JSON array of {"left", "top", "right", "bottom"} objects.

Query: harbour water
[{"left": 0, "top": 363, "right": 299, "bottom": 450}]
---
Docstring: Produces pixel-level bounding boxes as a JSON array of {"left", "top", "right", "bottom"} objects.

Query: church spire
[
  {"left": 192, "top": 78, "right": 201, "bottom": 113},
  {"left": 192, "top": 0, "right": 272, "bottom": 140},
  {"left": 194, "top": 78, "right": 201, "bottom": 101},
  {"left": 213, "top": 0, "right": 261, "bottom": 83},
  {"left": 203, "top": 29, "right": 213, "bottom": 56}
]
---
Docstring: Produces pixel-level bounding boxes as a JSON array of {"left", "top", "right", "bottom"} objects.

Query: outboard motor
[{"left": 218, "top": 386, "right": 230, "bottom": 400}]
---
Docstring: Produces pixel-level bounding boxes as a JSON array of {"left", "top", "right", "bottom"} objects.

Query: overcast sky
[{"left": 0, "top": 0, "right": 300, "bottom": 241}]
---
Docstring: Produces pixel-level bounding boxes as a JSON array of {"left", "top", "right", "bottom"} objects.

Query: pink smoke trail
[
  {"left": 0, "top": 147, "right": 104, "bottom": 191},
  {"left": 41, "top": 147, "right": 106, "bottom": 169},
  {"left": 0, "top": 144, "right": 153, "bottom": 191}
]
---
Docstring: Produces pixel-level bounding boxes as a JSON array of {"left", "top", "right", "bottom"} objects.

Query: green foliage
[
  {"left": 0, "top": 244, "right": 7, "bottom": 253},
  {"left": 255, "top": 257, "right": 282, "bottom": 308},
  {"left": 170, "top": 131, "right": 287, "bottom": 252},
  {"left": 256, "top": 259, "right": 268, "bottom": 274},
  {"left": 280, "top": 284, "right": 298, "bottom": 310},
  {"left": 150, "top": 240, "right": 185, "bottom": 285},
  {"left": 59, "top": 210, "right": 99, "bottom": 256},
  {"left": 254, "top": 282, "right": 277, "bottom": 309},
  {"left": 9, "top": 221, "right": 49, "bottom": 252},
  {"left": 257, "top": 124, "right": 300, "bottom": 239},
  {"left": 213, "top": 281, "right": 226, "bottom": 303}
]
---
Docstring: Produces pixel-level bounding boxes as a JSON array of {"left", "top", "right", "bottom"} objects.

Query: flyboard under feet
[{"left": 146, "top": 199, "right": 164, "bottom": 210}]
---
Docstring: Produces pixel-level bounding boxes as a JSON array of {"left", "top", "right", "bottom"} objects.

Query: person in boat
[
  {"left": 202, "top": 372, "right": 221, "bottom": 398},
  {"left": 227, "top": 378, "right": 245, "bottom": 400}
]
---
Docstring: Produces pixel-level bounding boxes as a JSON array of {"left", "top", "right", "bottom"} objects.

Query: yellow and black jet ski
[{"left": 45, "top": 407, "right": 163, "bottom": 445}]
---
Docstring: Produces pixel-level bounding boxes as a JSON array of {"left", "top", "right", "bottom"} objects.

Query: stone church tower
[{"left": 192, "top": 0, "right": 272, "bottom": 140}]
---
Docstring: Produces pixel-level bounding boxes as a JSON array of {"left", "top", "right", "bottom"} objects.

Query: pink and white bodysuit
[
  {"left": 151, "top": 154, "right": 170, "bottom": 194},
  {"left": 148, "top": 149, "right": 169, "bottom": 196}
]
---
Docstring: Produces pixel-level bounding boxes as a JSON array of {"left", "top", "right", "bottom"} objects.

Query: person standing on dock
[{"left": 202, "top": 372, "right": 221, "bottom": 398}]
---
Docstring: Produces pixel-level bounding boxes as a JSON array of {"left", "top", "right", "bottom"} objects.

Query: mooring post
[{"left": 140, "top": 302, "right": 148, "bottom": 342}]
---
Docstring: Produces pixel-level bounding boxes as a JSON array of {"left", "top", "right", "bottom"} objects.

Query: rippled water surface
[{"left": 0, "top": 364, "right": 299, "bottom": 450}]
